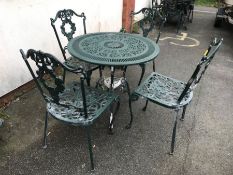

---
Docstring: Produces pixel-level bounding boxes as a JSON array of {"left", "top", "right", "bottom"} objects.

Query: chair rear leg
[
  {"left": 153, "top": 60, "right": 155, "bottom": 72},
  {"left": 180, "top": 105, "right": 187, "bottom": 121},
  {"left": 142, "top": 100, "right": 149, "bottom": 111},
  {"left": 63, "top": 69, "right": 66, "bottom": 82},
  {"left": 170, "top": 109, "right": 179, "bottom": 155},
  {"left": 86, "top": 127, "right": 94, "bottom": 170},
  {"left": 177, "top": 13, "right": 183, "bottom": 33},
  {"left": 138, "top": 64, "right": 146, "bottom": 86},
  {"left": 43, "top": 111, "right": 48, "bottom": 149},
  {"left": 109, "top": 100, "right": 120, "bottom": 134},
  {"left": 125, "top": 81, "right": 133, "bottom": 129},
  {"left": 86, "top": 71, "right": 92, "bottom": 86}
]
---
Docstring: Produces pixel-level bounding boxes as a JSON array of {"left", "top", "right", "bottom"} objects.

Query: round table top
[{"left": 67, "top": 32, "right": 160, "bottom": 66}]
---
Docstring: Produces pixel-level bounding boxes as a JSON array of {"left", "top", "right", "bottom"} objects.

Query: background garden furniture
[
  {"left": 129, "top": 38, "right": 223, "bottom": 154},
  {"left": 20, "top": 49, "right": 119, "bottom": 170},
  {"left": 50, "top": 9, "right": 100, "bottom": 85},
  {"left": 157, "top": 0, "right": 194, "bottom": 33}
]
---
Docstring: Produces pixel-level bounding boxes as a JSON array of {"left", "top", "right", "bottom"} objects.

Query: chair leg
[
  {"left": 138, "top": 63, "right": 146, "bottom": 86},
  {"left": 170, "top": 109, "right": 179, "bottom": 155},
  {"left": 43, "top": 111, "right": 48, "bottom": 149},
  {"left": 63, "top": 69, "right": 66, "bottom": 83},
  {"left": 86, "top": 127, "right": 94, "bottom": 170},
  {"left": 109, "top": 100, "right": 120, "bottom": 134},
  {"left": 142, "top": 100, "right": 149, "bottom": 111},
  {"left": 180, "top": 105, "right": 187, "bottom": 121},
  {"left": 153, "top": 60, "right": 155, "bottom": 72},
  {"left": 177, "top": 13, "right": 183, "bottom": 33},
  {"left": 86, "top": 71, "right": 92, "bottom": 86},
  {"left": 95, "top": 67, "right": 104, "bottom": 88},
  {"left": 125, "top": 81, "right": 133, "bottom": 129}
]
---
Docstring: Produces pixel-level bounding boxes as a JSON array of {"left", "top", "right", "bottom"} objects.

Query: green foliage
[
  {"left": 132, "top": 22, "right": 140, "bottom": 33},
  {"left": 195, "top": 0, "right": 218, "bottom": 7}
]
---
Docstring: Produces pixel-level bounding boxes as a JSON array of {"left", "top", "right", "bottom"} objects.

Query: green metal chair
[
  {"left": 50, "top": 9, "right": 100, "bottom": 86},
  {"left": 159, "top": 0, "right": 192, "bottom": 33},
  {"left": 130, "top": 8, "right": 165, "bottom": 85},
  {"left": 128, "top": 38, "right": 223, "bottom": 154},
  {"left": 20, "top": 49, "right": 119, "bottom": 170}
]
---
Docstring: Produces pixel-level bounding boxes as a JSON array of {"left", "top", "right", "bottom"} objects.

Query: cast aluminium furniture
[
  {"left": 67, "top": 32, "right": 160, "bottom": 128},
  {"left": 155, "top": 0, "right": 194, "bottom": 33},
  {"left": 130, "top": 38, "right": 223, "bottom": 154},
  {"left": 130, "top": 8, "right": 165, "bottom": 85},
  {"left": 20, "top": 49, "right": 119, "bottom": 170},
  {"left": 50, "top": 9, "right": 100, "bottom": 85}
]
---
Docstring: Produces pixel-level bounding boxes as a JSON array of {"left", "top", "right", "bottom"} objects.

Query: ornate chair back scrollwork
[
  {"left": 50, "top": 9, "right": 99, "bottom": 85},
  {"left": 129, "top": 38, "right": 223, "bottom": 154},
  {"left": 130, "top": 8, "right": 164, "bottom": 85},
  {"left": 178, "top": 38, "right": 223, "bottom": 103},
  {"left": 20, "top": 49, "right": 119, "bottom": 170},
  {"left": 130, "top": 8, "right": 155, "bottom": 37}
]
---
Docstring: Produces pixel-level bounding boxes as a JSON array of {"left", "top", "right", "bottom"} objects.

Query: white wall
[
  {"left": 135, "top": 0, "right": 151, "bottom": 12},
  {"left": 0, "top": 0, "right": 123, "bottom": 97},
  {"left": 133, "top": 0, "right": 151, "bottom": 22}
]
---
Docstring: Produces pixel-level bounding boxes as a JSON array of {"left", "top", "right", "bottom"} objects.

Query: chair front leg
[
  {"left": 138, "top": 63, "right": 146, "bottom": 86},
  {"left": 180, "top": 105, "right": 187, "bottom": 121},
  {"left": 63, "top": 69, "right": 67, "bottom": 82},
  {"left": 86, "top": 127, "right": 94, "bottom": 170},
  {"left": 170, "top": 109, "right": 179, "bottom": 155},
  {"left": 43, "top": 111, "right": 48, "bottom": 149}
]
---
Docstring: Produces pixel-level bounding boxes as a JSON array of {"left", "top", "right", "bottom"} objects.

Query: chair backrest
[
  {"left": 130, "top": 8, "right": 155, "bottom": 38},
  {"left": 130, "top": 8, "right": 164, "bottom": 43},
  {"left": 178, "top": 38, "right": 223, "bottom": 103},
  {"left": 50, "top": 9, "right": 86, "bottom": 60},
  {"left": 19, "top": 49, "right": 86, "bottom": 108}
]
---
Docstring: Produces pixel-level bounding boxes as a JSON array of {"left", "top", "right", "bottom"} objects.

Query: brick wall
[{"left": 122, "top": 0, "right": 135, "bottom": 32}]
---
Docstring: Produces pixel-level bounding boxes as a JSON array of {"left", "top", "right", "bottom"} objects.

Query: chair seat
[
  {"left": 64, "top": 57, "right": 98, "bottom": 71},
  {"left": 133, "top": 72, "right": 193, "bottom": 108},
  {"left": 47, "top": 82, "right": 119, "bottom": 126}
]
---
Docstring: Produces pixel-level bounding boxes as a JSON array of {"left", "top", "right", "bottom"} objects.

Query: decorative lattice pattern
[
  {"left": 64, "top": 57, "right": 96, "bottom": 70},
  {"left": 47, "top": 82, "right": 118, "bottom": 126},
  {"left": 134, "top": 72, "right": 193, "bottom": 108},
  {"left": 68, "top": 32, "right": 159, "bottom": 66}
]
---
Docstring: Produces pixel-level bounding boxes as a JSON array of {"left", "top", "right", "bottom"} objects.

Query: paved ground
[{"left": 0, "top": 6, "right": 233, "bottom": 175}]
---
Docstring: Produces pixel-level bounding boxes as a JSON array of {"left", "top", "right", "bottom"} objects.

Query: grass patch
[{"left": 195, "top": 0, "right": 218, "bottom": 7}]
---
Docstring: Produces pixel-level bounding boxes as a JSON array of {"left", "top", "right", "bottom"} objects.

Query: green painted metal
[
  {"left": 68, "top": 32, "right": 160, "bottom": 66},
  {"left": 50, "top": 9, "right": 100, "bottom": 85},
  {"left": 130, "top": 38, "right": 223, "bottom": 154},
  {"left": 133, "top": 72, "right": 193, "bottom": 108},
  {"left": 155, "top": 0, "right": 195, "bottom": 33},
  {"left": 20, "top": 49, "right": 119, "bottom": 170}
]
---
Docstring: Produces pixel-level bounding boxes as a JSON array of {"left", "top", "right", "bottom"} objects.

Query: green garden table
[
  {"left": 68, "top": 32, "right": 159, "bottom": 66},
  {"left": 68, "top": 32, "right": 160, "bottom": 128}
]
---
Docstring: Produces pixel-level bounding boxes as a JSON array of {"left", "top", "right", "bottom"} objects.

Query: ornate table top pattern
[{"left": 67, "top": 32, "right": 160, "bottom": 66}]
